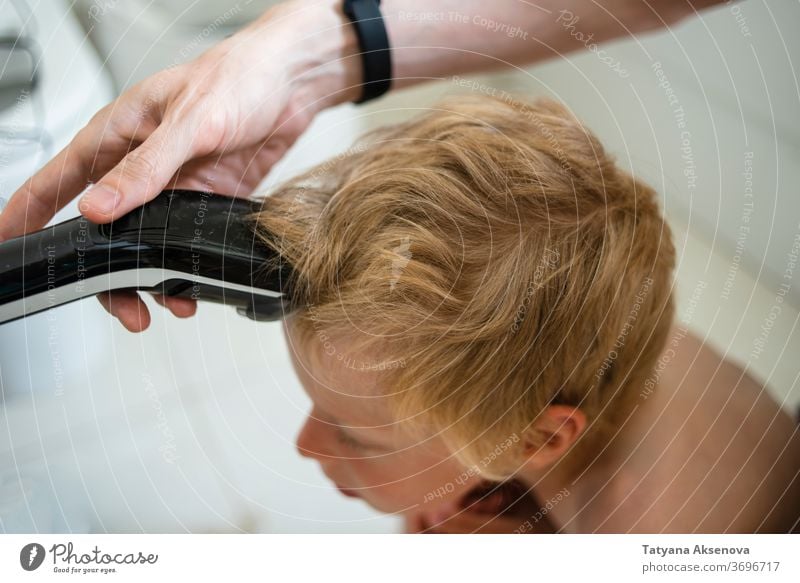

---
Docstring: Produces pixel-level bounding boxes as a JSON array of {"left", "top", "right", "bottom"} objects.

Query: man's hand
[{"left": 0, "top": 0, "right": 360, "bottom": 332}]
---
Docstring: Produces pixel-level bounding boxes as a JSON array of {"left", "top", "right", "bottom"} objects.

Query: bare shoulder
[{"left": 579, "top": 326, "right": 800, "bottom": 533}]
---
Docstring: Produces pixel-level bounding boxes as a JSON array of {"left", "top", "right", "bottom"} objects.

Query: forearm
[
  {"left": 254, "top": 0, "right": 725, "bottom": 108},
  {"left": 382, "top": 0, "right": 725, "bottom": 88}
]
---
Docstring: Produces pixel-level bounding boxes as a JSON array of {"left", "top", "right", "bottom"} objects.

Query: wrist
[{"left": 270, "top": 0, "right": 364, "bottom": 111}]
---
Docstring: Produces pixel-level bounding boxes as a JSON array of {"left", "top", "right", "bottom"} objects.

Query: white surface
[
  {"left": 0, "top": 0, "right": 115, "bottom": 398},
  {"left": 71, "top": 0, "right": 278, "bottom": 90},
  {"left": 499, "top": 0, "right": 800, "bottom": 308},
  {"left": 0, "top": 301, "right": 403, "bottom": 533}
]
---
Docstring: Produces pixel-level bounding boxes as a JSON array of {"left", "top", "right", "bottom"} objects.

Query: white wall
[{"left": 0, "top": 0, "right": 117, "bottom": 531}]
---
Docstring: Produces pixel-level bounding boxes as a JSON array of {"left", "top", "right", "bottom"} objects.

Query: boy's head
[{"left": 250, "top": 94, "right": 675, "bottom": 514}]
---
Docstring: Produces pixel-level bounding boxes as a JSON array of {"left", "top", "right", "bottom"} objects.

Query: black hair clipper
[{"left": 0, "top": 190, "right": 294, "bottom": 326}]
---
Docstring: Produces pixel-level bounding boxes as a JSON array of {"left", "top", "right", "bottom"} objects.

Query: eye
[{"left": 336, "top": 428, "right": 369, "bottom": 451}]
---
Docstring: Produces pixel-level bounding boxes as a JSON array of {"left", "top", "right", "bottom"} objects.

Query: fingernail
[{"left": 82, "top": 185, "right": 121, "bottom": 216}]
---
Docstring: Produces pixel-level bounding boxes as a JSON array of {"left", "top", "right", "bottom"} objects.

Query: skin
[
  {"left": 0, "top": 0, "right": 724, "bottom": 332},
  {"left": 285, "top": 320, "right": 491, "bottom": 518},
  {"left": 287, "top": 318, "right": 800, "bottom": 533}
]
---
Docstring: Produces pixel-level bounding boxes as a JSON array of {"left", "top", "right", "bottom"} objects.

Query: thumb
[{"left": 78, "top": 123, "right": 192, "bottom": 222}]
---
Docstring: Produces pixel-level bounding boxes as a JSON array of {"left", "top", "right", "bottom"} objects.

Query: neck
[
  {"left": 515, "top": 447, "right": 593, "bottom": 533},
  {"left": 517, "top": 365, "right": 672, "bottom": 532}
]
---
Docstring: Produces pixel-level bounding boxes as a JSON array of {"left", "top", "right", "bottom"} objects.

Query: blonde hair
[{"left": 247, "top": 94, "right": 675, "bottom": 480}]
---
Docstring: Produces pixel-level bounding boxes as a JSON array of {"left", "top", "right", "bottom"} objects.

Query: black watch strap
[{"left": 342, "top": 0, "right": 392, "bottom": 104}]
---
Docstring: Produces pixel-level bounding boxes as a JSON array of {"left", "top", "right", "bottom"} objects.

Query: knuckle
[
  {"left": 122, "top": 151, "right": 159, "bottom": 181},
  {"left": 73, "top": 122, "right": 99, "bottom": 154},
  {"left": 87, "top": 104, "right": 111, "bottom": 127},
  {"left": 182, "top": 92, "right": 227, "bottom": 154}
]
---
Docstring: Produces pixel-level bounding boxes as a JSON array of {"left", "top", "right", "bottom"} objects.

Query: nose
[{"left": 295, "top": 411, "right": 336, "bottom": 461}]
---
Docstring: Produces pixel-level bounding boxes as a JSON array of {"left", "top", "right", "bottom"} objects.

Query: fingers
[
  {"left": 0, "top": 119, "right": 105, "bottom": 241},
  {"left": 96, "top": 290, "right": 151, "bottom": 333},
  {"left": 0, "top": 70, "right": 191, "bottom": 240},
  {"left": 151, "top": 294, "right": 197, "bottom": 318},
  {"left": 96, "top": 292, "right": 198, "bottom": 333},
  {"left": 78, "top": 122, "right": 194, "bottom": 224}
]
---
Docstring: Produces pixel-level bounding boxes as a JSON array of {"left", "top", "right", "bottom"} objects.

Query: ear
[{"left": 520, "top": 405, "right": 587, "bottom": 469}]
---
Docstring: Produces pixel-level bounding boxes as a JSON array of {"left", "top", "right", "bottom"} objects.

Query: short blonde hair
[{"left": 248, "top": 94, "right": 675, "bottom": 480}]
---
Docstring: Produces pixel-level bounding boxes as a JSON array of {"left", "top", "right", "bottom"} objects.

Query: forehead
[{"left": 284, "top": 321, "right": 397, "bottom": 428}]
